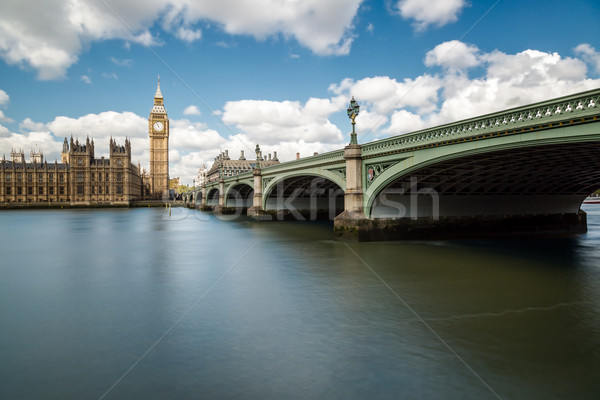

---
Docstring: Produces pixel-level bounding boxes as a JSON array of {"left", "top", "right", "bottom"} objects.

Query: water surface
[{"left": 1, "top": 206, "right": 599, "bottom": 399}]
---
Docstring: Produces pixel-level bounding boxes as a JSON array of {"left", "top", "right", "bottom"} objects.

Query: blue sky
[{"left": 1, "top": 0, "right": 599, "bottom": 184}]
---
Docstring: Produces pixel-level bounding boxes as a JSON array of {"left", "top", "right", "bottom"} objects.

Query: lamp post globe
[{"left": 347, "top": 96, "right": 360, "bottom": 145}]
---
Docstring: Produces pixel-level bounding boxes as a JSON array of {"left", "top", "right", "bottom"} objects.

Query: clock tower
[{"left": 149, "top": 75, "right": 169, "bottom": 198}]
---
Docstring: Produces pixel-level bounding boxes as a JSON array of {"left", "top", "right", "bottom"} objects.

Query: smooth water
[{"left": 1, "top": 206, "right": 599, "bottom": 399}]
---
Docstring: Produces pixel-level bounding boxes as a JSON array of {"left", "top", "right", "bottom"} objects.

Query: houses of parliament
[{"left": 0, "top": 78, "right": 170, "bottom": 205}]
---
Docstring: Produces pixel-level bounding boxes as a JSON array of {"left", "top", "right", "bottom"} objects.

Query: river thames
[{"left": 1, "top": 205, "right": 599, "bottom": 399}]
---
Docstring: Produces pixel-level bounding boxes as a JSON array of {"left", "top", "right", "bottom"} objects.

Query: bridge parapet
[{"left": 362, "top": 88, "right": 600, "bottom": 158}]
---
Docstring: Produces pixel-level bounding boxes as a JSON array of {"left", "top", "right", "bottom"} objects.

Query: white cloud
[
  {"left": 183, "top": 105, "right": 201, "bottom": 116},
  {"left": 170, "top": 119, "right": 226, "bottom": 151},
  {"left": 0, "top": 89, "right": 9, "bottom": 106},
  {"left": 331, "top": 41, "right": 600, "bottom": 141},
  {"left": 0, "top": 0, "right": 364, "bottom": 80},
  {"left": 47, "top": 111, "right": 147, "bottom": 140},
  {"left": 574, "top": 43, "right": 600, "bottom": 73},
  {"left": 425, "top": 40, "right": 480, "bottom": 70},
  {"left": 0, "top": 124, "right": 10, "bottom": 138},
  {"left": 394, "top": 0, "right": 466, "bottom": 31},
  {"left": 0, "top": 110, "right": 13, "bottom": 123},
  {"left": 110, "top": 57, "right": 133, "bottom": 67},
  {"left": 0, "top": 130, "right": 62, "bottom": 161},
  {"left": 221, "top": 98, "right": 345, "bottom": 145},
  {"left": 330, "top": 75, "right": 442, "bottom": 117},
  {"left": 20, "top": 118, "right": 47, "bottom": 132},
  {"left": 175, "top": 26, "right": 202, "bottom": 43},
  {"left": 81, "top": 75, "right": 92, "bottom": 84},
  {"left": 385, "top": 109, "right": 425, "bottom": 135}
]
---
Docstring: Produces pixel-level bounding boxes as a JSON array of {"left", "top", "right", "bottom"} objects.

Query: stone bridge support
[
  {"left": 333, "top": 143, "right": 369, "bottom": 239},
  {"left": 248, "top": 166, "right": 271, "bottom": 220}
]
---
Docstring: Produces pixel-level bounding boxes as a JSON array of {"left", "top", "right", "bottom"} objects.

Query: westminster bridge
[{"left": 185, "top": 88, "right": 600, "bottom": 240}]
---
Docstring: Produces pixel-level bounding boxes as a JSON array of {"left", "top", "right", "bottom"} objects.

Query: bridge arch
[
  {"left": 206, "top": 187, "right": 220, "bottom": 206},
  {"left": 263, "top": 172, "right": 345, "bottom": 219},
  {"left": 366, "top": 140, "right": 600, "bottom": 218},
  {"left": 225, "top": 182, "right": 254, "bottom": 208}
]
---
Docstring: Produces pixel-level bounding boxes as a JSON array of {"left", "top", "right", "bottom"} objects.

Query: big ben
[{"left": 149, "top": 75, "right": 169, "bottom": 198}]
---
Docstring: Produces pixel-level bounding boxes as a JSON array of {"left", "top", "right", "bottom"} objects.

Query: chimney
[
  {"left": 296, "top": 152, "right": 300, "bottom": 160},
  {"left": 268, "top": 153, "right": 271, "bottom": 161},
  {"left": 313, "top": 152, "right": 318, "bottom": 156},
  {"left": 239, "top": 150, "right": 246, "bottom": 160},
  {"left": 273, "top": 151, "right": 278, "bottom": 161},
  {"left": 224, "top": 149, "right": 229, "bottom": 160}
]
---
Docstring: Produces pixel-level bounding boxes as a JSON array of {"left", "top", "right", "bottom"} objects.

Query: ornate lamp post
[
  {"left": 255, "top": 143, "right": 261, "bottom": 169},
  {"left": 347, "top": 96, "right": 360, "bottom": 145}
]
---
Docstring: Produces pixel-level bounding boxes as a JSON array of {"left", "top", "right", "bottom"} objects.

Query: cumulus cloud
[
  {"left": 221, "top": 98, "right": 345, "bottom": 145},
  {"left": 170, "top": 119, "right": 226, "bottom": 150},
  {"left": 330, "top": 41, "right": 600, "bottom": 140},
  {"left": 0, "top": 0, "right": 364, "bottom": 80},
  {"left": 0, "top": 89, "right": 9, "bottom": 106},
  {"left": 575, "top": 43, "right": 600, "bottom": 73},
  {"left": 424, "top": 40, "right": 480, "bottom": 70},
  {"left": 47, "top": 111, "right": 147, "bottom": 140},
  {"left": 394, "top": 0, "right": 466, "bottom": 31},
  {"left": 0, "top": 111, "right": 13, "bottom": 123},
  {"left": 0, "top": 124, "right": 10, "bottom": 138},
  {"left": 0, "top": 130, "right": 63, "bottom": 161},
  {"left": 183, "top": 105, "right": 201, "bottom": 116},
  {"left": 20, "top": 118, "right": 47, "bottom": 132}
]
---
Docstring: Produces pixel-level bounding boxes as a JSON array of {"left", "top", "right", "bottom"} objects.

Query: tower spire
[{"left": 155, "top": 74, "right": 163, "bottom": 99}]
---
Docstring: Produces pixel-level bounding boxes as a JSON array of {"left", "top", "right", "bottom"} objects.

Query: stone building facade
[
  {"left": 206, "top": 149, "right": 280, "bottom": 182},
  {"left": 0, "top": 137, "right": 144, "bottom": 205}
]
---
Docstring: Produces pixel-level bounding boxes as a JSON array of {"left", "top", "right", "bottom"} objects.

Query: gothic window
[
  {"left": 59, "top": 174, "right": 64, "bottom": 183},
  {"left": 98, "top": 186, "right": 102, "bottom": 194},
  {"left": 17, "top": 187, "right": 22, "bottom": 195},
  {"left": 48, "top": 173, "right": 54, "bottom": 183},
  {"left": 38, "top": 173, "right": 43, "bottom": 183},
  {"left": 116, "top": 173, "right": 123, "bottom": 182},
  {"left": 49, "top": 187, "right": 54, "bottom": 195},
  {"left": 28, "top": 187, "right": 33, "bottom": 195},
  {"left": 27, "top": 173, "right": 33, "bottom": 182},
  {"left": 5, "top": 173, "right": 10, "bottom": 183},
  {"left": 17, "top": 173, "right": 22, "bottom": 183},
  {"left": 6, "top": 187, "right": 11, "bottom": 195},
  {"left": 116, "top": 185, "right": 123, "bottom": 195},
  {"left": 59, "top": 187, "right": 64, "bottom": 195},
  {"left": 105, "top": 173, "right": 109, "bottom": 182},
  {"left": 77, "top": 185, "right": 84, "bottom": 195},
  {"left": 91, "top": 173, "right": 95, "bottom": 181},
  {"left": 76, "top": 172, "right": 84, "bottom": 183},
  {"left": 38, "top": 187, "right": 43, "bottom": 195}
]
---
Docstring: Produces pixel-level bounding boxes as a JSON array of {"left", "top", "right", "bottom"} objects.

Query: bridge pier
[
  {"left": 334, "top": 143, "right": 369, "bottom": 240},
  {"left": 213, "top": 178, "right": 226, "bottom": 214},
  {"left": 247, "top": 165, "right": 272, "bottom": 220},
  {"left": 335, "top": 211, "right": 587, "bottom": 241}
]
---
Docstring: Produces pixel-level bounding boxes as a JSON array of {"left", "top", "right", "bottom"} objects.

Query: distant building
[
  {"left": 169, "top": 177, "right": 180, "bottom": 190},
  {"left": 205, "top": 149, "right": 279, "bottom": 182},
  {"left": 195, "top": 164, "right": 208, "bottom": 187},
  {"left": 0, "top": 137, "right": 144, "bottom": 205}
]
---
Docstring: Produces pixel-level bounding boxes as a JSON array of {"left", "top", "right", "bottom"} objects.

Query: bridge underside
[
  {"left": 358, "top": 142, "right": 600, "bottom": 240},
  {"left": 263, "top": 175, "right": 344, "bottom": 220}
]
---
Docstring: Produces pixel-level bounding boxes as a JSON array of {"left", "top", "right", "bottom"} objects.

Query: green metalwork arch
[
  {"left": 262, "top": 170, "right": 346, "bottom": 209},
  {"left": 363, "top": 124, "right": 600, "bottom": 217}
]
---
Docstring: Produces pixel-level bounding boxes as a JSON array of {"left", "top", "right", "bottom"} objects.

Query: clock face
[{"left": 153, "top": 121, "right": 164, "bottom": 132}]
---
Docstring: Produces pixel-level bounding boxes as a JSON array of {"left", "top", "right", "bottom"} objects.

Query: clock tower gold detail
[{"left": 149, "top": 75, "right": 169, "bottom": 198}]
